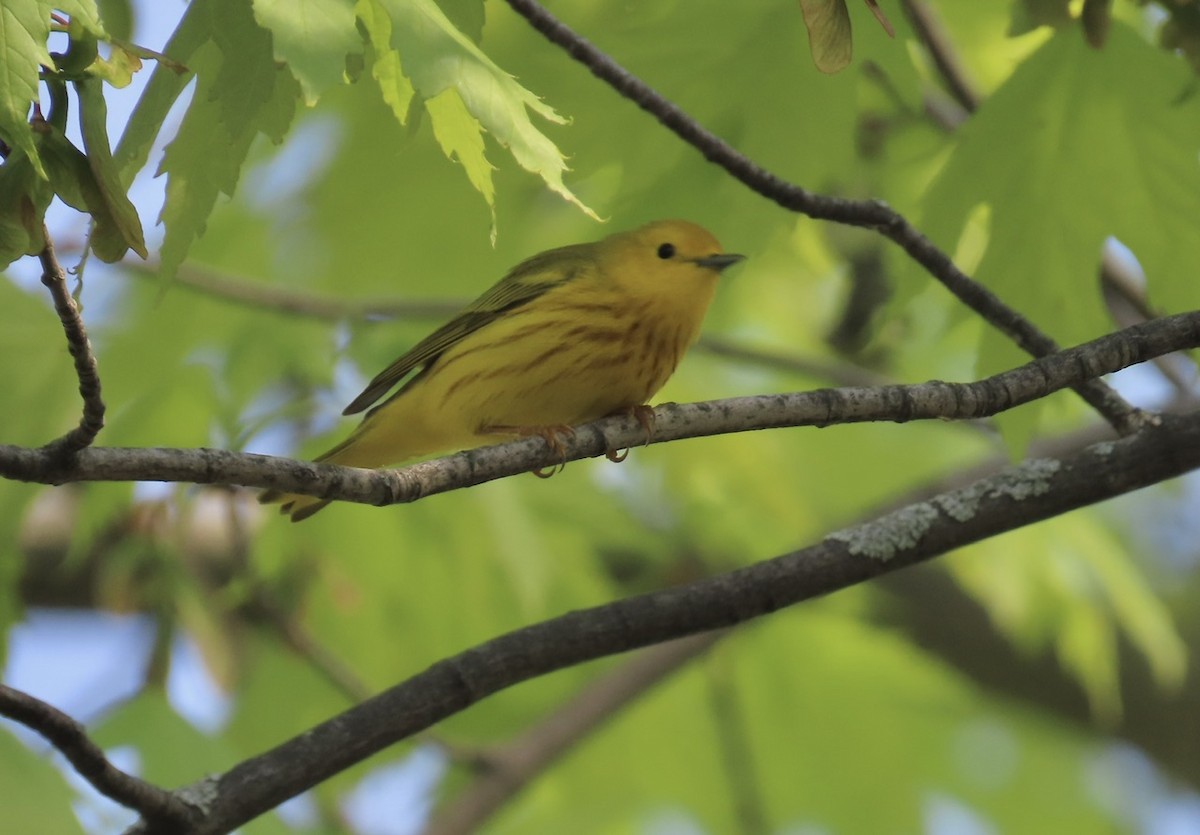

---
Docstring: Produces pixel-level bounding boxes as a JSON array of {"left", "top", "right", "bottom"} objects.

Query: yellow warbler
[{"left": 262, "top": 220, "right": 743, "bottom": 520}]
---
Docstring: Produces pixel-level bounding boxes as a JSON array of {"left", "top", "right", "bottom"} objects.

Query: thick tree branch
[
  {"left": 501, "top": 0, "right": 1141, "bottom": 433},
  {"left": 423, "top": 632, "right": 722, "bottom": 835},
  {"left": 0, "top": 684, "right": 192, "bottom": 826},
  {"left": 0, "top": 311, "right": 1194, "bottom": 507},
  {"left": 38, "top": 230, "right": 105, "bottom": 452},
  {"left": 124, "top": 408, "right": 1200, "bottom": 834}
]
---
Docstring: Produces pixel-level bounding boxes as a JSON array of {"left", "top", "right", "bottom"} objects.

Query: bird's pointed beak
[{"left": 694, "top": 253, "right": 745, "bottom": 273}]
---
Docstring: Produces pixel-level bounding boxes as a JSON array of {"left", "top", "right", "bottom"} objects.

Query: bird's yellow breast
[{"left": 411, "top": 271, "right": 713, "bottom": 434}]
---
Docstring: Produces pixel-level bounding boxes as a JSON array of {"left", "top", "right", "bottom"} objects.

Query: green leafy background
[{"left": 3, "top": 1, "right": 1200, "bottom": 833}]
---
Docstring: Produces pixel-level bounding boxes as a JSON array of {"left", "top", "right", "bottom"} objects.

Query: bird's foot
[
  {"left": 604, "top": 404, "right": 657, "bottom": 463},
  {"left": 484, "top": 423, "right": 575, "bottom": 478}
]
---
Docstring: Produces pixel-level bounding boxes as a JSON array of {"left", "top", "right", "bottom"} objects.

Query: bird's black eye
[{"left": 657, "top": 243, "right": 676, "bottom": 259}]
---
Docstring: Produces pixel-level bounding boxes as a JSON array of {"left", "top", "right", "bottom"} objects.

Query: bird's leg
[
  {"left": 604, "top": 404, "right": 657, "bottom": 463},
  {"left": 482, "top": 423, "right": 576, "bottom": 478}
]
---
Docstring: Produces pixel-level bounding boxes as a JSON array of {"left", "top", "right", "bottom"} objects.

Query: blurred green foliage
[{"left": 2, "top": 1, "right": 1199, "bottom": 833}]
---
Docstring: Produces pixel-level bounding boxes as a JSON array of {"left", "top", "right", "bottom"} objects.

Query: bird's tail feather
[{"left": 257, "top": 430, "right": 368, "bottom": 522}]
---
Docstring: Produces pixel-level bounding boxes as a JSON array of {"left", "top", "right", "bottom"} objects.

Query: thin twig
[
  {"left": 0, "top": 309, "right": 1195, "bottom": 507},
  {"left": 1098, "top": 248, "right": 1196, "bottom": 396},
  {"left": 38, "top": 229, "right": 105, "bottom": 452},
  {"left": 128, "top": 259, "right": 463, "bottom": 321},
  {"left": 121, "top": 257, "right": 881, "bottom": 388},
  {"left": 215, "top": 489, "right": 375, "bottom": 703},
  {"left": 899, "top": 0, "right": 981, "bottom": 112},
  {"left": 252, "top": 594, "right": 375, "bottom": 703},
  {"left": 699, "top": 335, "right": 889, "bottom": 388},
  {"left": 1101, "top": 249, "right": 1157, "bottom": 323},
  {"left": 423, "top": 632, "right": 721, "bottom": 835},
  {"left": 705, "top": 650, "right": 770, "bottom": 835},
  {"left": 0, "top": 684, "right": 193, "bottom": 827},
  {"left": 501, "top": 0, "right": 1142, "bottom": 434}
]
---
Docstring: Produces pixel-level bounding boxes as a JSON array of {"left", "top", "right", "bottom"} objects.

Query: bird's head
[{"left": 600, "top": 219, "right": 744, "bottom": 304}]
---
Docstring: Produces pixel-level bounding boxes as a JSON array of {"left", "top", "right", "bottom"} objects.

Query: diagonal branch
[
  {"left": 501, "top": 0, "right": 1141, "bottom": 434},
  {"left": 1099, "top": 248, "right": 1197, "bottom": 396},
  {"left": 423, "top": 632, "right": 722, "bottom": 835},
  {"left": 127, "top": 408, "right": 1200, "bottom": 835},
  {"left": 0, "top": 310, "right": 1193, "bottom": 508},
  {"left": 0, "top": 684, "right": 193, "bottom": 827},
  {"left": 900, "top": 0, "right": 980, "bottom": 113},
  {"left": 251, "top": 592, "right": 374, "bottom": 704},
  {"left": 896, "top": 3, "right": 1192, "bottom": 397},
  {"left": 38, "top": 229, "right": 105, "bottom": 452}
]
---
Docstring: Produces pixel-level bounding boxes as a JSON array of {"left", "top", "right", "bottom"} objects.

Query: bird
[{"left": 261, "top": 219, "right": 744, "bottom": 520}]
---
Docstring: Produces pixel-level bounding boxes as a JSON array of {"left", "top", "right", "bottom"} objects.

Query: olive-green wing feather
[{"left": 342, "top": 244, "right": 594, "bottom": 415}]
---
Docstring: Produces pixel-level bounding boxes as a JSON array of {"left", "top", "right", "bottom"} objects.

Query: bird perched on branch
[{"left": 261, "top": 219, "right": 744, "bottom": 520}]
